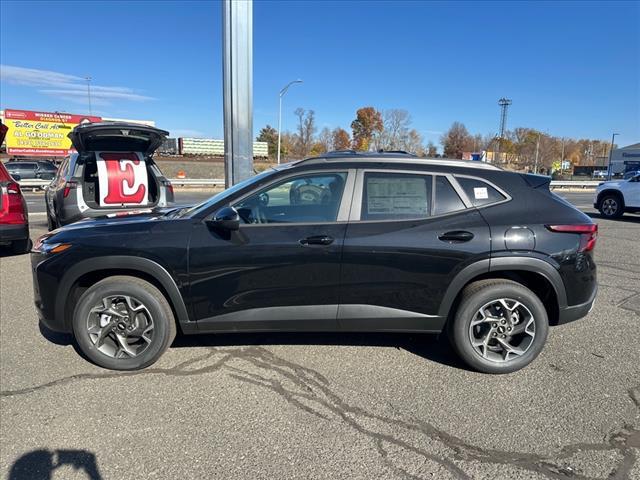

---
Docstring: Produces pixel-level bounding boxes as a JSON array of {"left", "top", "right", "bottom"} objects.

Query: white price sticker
[{"left": 473, "top": 187, "right": 488, "bottom": 200}]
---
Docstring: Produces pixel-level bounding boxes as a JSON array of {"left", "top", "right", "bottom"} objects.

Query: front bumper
[
  {"left": 0, "top": 223, "right": 29, "bottom": 244},
  {"left": 31, "top": 251, "right": 69, "bottom": 333},
  {"left": 557, "top": 285, "right": 598, "bottom": 325}
]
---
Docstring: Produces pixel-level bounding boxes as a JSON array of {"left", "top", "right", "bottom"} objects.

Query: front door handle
[
  {"left": 300, "top": 235, "right": 334, "bottom": 246},
  {"left": 438, "top": 230, "right": 474, "bottom": 243}
]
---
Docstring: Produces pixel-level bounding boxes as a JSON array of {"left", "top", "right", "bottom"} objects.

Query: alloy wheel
[
  {"left": 86, "top": 295, "right": 155, "bottom": 359},
  {"left": 602, "top": 198, "right": 618, "bottom": 216},
  {"left": 468, "top": 298, "right": 535, "bottom": 363}
]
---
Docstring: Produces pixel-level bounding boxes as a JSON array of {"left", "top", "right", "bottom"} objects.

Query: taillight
[
  {"left": 0, "top": 182, "right": 27, "bottom": 224},
  {"left": 63, "top": 180, "right": 78, "bottom": 198},
  {"left": 162, "top": 180, "right": 174, "bottom": 196},
  {"left": 546, "top": 224, "right": 598, "bottom": 252}
]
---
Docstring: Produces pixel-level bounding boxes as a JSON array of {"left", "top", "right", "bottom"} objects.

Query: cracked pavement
[{"left": 1, "top": 194, "right": 639, "bottom": 479}]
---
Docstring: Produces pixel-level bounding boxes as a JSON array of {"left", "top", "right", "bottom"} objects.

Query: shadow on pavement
[
  {"left": 8, "top": 449, "right": 102, "bottom": 480},
  {"left": 587, "top": 212, "right": 640, "bottom": 223},
  {"left": 172, "top": 330, "right": 470, "bottom": 370}
]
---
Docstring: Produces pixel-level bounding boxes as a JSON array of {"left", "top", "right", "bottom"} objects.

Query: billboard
[{"left": 3, "top": 109, "right": 102, "bottom": 156}]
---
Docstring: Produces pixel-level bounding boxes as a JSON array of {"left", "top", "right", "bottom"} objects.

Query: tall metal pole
[
  {"left": 497, "top": 98, "right": 512, "bottom": 164},
  {"left": 276, "top": 79, "right": 302, "bottom": 165},
  {"left": 607, "top": 133, "right": 619, "bottom": 181},
  {"left": 85, "top": 76, "right": 92, "bottom": 115},
  {"left": 222, "top": 0, "right": 253, "bottom": 187},
  {"left": 560, "top": 137, "right": 565, "bottom": 173}
]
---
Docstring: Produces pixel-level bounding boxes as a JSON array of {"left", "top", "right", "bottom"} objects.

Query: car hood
[
  {"left": 598, "top": 180, "right": 624, "bottom": 188},
  {"left": 69, "top": 122, "right": 169, "bottom": 155},
  {"left": 55, "top": 205, "right": 192, "bottom": 232}
]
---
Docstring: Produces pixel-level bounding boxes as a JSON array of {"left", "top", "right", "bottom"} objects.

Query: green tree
[{"left": 256, "top": 125, "right": 278, "bottom": 158}]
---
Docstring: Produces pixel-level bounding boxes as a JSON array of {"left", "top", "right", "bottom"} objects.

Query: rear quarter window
[{"left": 456, "top": 177, "right": 506, "bottom": 206}]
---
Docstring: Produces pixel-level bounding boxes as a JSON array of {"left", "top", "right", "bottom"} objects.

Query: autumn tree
[
  {"left": 332, "top": 127, "right": 351, "bottom": 150},
  {"left": 256, "top": 125, "right": 278, "bottom": 158},
  {"left": 425, "top": 141, "right": 438, "bottom": 157},
  {"left": 351, "top": 107, "right": 383, "bottom": 151},
  {"left": 440, "top": 122, "right": 473, "bottom": 159}
]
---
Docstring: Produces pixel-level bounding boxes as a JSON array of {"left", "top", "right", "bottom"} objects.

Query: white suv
[{"left": 594, "top": 174, "right": 640, "bottom": 219}]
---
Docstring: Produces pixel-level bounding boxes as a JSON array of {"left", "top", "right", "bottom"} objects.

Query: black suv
[{"left": 32, "top": 152, "right": 598, "bottom": 373}]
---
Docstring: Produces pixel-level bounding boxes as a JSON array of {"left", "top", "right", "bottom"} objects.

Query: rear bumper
[
  {"left": 557, "top": 285, "right": 597, "bottom": 325},
  {"left": 0, "top": 223, "right": 29, "bottom": 244}
]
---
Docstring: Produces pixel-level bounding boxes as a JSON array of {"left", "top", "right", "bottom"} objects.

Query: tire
[
  {"left": 72, "top": 276, "right": 176, "bottom": 370},
  {"left": 449, "top": 279, "right": 548, "bottom": 374},
  {"left": 599, "top": 194, "right": 624, "bottom": 219},
  {"left": 10, "top": 238, "right": 31, "bottom": 255}
]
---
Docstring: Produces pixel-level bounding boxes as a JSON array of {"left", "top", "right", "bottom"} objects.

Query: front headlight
[{"left": 32, "top": 235, "right": 72, "bottom": 254}]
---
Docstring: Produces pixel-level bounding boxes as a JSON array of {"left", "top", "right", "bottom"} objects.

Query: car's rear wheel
[
  {"left": 599, "top": 194, "right": 624, "bottom": 219},
  {"left": 449, "top": 279, "right": 548, "bottom": 374},
  {"left": 72, "top": 276, "right": 176, "bottom": 370}
]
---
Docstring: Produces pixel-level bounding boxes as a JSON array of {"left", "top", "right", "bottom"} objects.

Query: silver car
[{"left": 45, "top": 122, "right": 175, "bottom": 229}]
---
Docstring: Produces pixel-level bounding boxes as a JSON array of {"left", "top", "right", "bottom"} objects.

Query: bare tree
[
  {"left": 317, "top": 127, "right": 332, "bottom": 153},
  {"left": 293, "top": 108, "right": 316, "bottom": 157}
]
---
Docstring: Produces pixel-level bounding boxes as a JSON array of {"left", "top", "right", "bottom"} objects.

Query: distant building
[{"left": 609, "top": 143, "right": 640, "bottom": 175}]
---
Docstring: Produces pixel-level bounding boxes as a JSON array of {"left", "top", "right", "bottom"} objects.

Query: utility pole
[
  {"left": 560, "top": 137, "right": 565, "bottom": 173},
  {"left": 85, "top": 76, "right": 92, "bottom": 115},
  {"left": 607, "top": 133, "right": 619, "bottom": 181},
  {"left": 222, "top": 0, "right": 253, "bottom": 187},
  {"left": 497, "top": 98, "right": 512, "bottom": 164}
]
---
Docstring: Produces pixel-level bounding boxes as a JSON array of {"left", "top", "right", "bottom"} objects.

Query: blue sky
[{"left": 1, "top": 0, "right": 638, "bottom": 149}]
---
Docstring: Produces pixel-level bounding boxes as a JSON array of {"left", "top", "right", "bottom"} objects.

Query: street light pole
[
  {"left": 85, "top": 76, "right": 92, "bottom": 115},
  {"left": 607, "top": 133, "right": 619, "bottom": 181},
  {"left": 277, "top": 79, "right": 302, "bottom": 164}
]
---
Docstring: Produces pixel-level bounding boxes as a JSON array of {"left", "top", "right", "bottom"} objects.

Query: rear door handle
[
  {"left": 300, "top": 235, "right": 334, "bottom": 246},
  {"left": 438, "top": 230, "right": 474, "bottom": 243}
]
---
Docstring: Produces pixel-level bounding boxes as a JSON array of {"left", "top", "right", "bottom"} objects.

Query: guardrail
[{"left": 16, "top": 178, "right": 601, "bottom": 191}]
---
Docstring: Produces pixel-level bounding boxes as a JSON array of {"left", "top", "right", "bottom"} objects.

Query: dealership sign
[{"left": 3, "top": 109, "right": 102, "bottom": 156}]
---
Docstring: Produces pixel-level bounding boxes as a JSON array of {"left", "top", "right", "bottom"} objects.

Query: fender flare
[
  {"left": 437, "top": 256, "right": 567, "bottom": 318},
  {"left": 55, "top": 256, "right": 190, "bottom": 330}
]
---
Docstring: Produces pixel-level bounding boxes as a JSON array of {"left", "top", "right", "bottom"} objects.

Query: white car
[{"left": 594, "top": 173, "right": 640, "bottom": 218}]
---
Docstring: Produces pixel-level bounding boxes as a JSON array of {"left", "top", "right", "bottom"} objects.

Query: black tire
[
  {"left": 72, "top": 276, "right": 176, "bottom": 370},
  {"left": 598, "top": 193, "right": 624, "bottom": 219},
  {"left": 449, "top": 279, "right": 548, "bottom": 374},
  {"left": 10, "top": 238, "right": 31, "bottom": 255}
]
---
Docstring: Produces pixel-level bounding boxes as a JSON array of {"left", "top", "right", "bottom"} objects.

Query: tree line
[{"left": 257, "top": 106, "right": 614, "bottom": 172}]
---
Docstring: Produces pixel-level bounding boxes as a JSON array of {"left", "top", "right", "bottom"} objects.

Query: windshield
[{"left": 179, "top": 169, "right": 277, "bottom": 217}]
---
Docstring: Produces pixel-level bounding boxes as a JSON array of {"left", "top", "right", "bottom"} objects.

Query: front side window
[
  {"left": 361, "top": 172, "right": 432, "bottom": 220},
  {"left": 235, "top": 172, "right": 347, "bottom": 224},
  {"left": 456, "top": 177, "right": 506, "bottom": 207}
]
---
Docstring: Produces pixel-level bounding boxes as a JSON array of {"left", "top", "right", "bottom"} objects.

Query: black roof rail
[
  {"left": 376, "top": 149, "right": 416, "bottom": 156},
  {"left": 324, "top": 149, "right": 358, "bottom": 155}
]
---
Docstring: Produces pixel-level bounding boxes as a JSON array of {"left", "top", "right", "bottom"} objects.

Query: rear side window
[
  {"left": 456, "top": 177, "right": 506, "bottom": 206},
  {"left": 434, "top": 176, "right": 466, "bottom": 215},
  {"left": 361, "top": 172, "right": 432, "bottom": 220}
]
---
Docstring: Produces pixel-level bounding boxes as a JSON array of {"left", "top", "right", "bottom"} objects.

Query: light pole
[
  {"left": 85, "top": 76, "right": 92, "bottom": 115},
  {"left": 607, "top": 133, "right": 619, "bottom": 180},
  {"left": 277, "top": 79, "right": 302, "bottom": 164}
]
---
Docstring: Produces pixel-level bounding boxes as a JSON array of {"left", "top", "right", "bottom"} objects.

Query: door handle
[
  {"left": 438, "top": 230, "right": 474, "bottom": 243},
  {"left": 300, "top": 235, "right": 334, "bottom": 246}
]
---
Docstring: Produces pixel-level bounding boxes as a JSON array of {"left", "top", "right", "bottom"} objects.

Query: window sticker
[
  {"left": 473, "top": 187, "right": 489, "bottom": 200},
  {"left": 367, "top": 177, "right": 428, "bottom": 215}
]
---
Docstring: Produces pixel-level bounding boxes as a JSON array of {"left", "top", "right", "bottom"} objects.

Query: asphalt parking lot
[{"left": 1, "top": 191, "right": 638, "bottom": 480}]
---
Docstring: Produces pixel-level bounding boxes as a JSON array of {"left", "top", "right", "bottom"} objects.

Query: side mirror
[{"left": 208, "top": 206, "right": 240, "bottom": 231}]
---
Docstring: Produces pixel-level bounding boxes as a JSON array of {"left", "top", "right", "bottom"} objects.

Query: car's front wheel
[
  {"left": 72, "top": 276, "right": 176, "bottom": 370},
  {"left": 449, "top": 279, "right": 548, "bottom": 374},
  {"left": 599, "top": 194, "right": 624, "bottom": 219}
]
